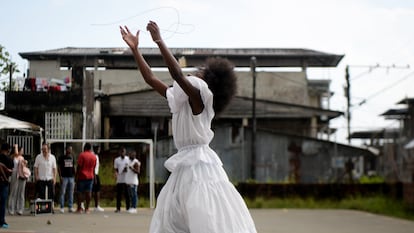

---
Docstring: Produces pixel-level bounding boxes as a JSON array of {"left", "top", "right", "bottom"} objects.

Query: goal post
[{"left": 46, "top": 138, "right": 155, "bottom": 209}]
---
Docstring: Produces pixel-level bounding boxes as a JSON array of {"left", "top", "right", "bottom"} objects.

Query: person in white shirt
[
  {"left": 34, "top": 143, "right": 57, "bottom": 201},
  {"left": 113, "top": 146, "right": 130, "bottom": 212},
  {"left": 125, "top": 150, "right": 141, "bottom": 214}
]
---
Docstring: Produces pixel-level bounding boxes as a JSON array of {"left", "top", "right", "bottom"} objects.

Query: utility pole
[
  {"left": 344, "top": 64, "right": 410, "bottom": 144},
  {"left": 250, "top": 56, "right": 257, "bottom": 180},
  {"left": 345, "top": 65, "right": 350, "bottom": 144}
]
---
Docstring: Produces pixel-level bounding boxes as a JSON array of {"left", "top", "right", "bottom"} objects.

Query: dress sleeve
[
  {"left": 166, "top": 80, "right": 187, "bottom": 114},
  {"left": 166, "top": 76, "right": 215, "bottom": 119}
]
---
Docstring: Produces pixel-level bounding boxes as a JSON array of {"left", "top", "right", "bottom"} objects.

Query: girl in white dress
[{"left": 120, "top": 21, "right": 257, "bottom": 233}]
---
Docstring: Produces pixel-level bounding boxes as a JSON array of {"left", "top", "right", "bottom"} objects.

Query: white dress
[{"left": 149, "top": 76, "right": 257, "bottom": 233}]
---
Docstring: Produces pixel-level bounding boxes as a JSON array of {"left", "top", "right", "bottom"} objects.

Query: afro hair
[{"left": 200, "top": 57, "right": 237, "bottom": 115}]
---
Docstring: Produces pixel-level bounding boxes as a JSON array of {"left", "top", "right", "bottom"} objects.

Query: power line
[
  {"left": 357, "top": 69, "right": 414, "bottom": 106},
  {"left": 344, "top": 64, "right": 410, "bottom": 143}
]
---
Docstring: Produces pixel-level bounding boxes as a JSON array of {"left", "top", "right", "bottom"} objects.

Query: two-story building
[{"left": 3, "top": 47, "right": 375, "bottom": 183}]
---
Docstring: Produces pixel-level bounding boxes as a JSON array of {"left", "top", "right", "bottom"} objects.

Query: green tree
[
  {"left": 0, "top": 45, "right": 20, "bottom": 91},
  {"left": 0, "top": 45, "right": 19, "bottom": 75}
]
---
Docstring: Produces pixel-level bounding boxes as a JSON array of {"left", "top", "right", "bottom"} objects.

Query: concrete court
[{"left": 2, "top": 208, "right": 414, "bottom": 233}]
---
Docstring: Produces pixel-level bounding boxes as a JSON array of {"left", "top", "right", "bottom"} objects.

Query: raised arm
[
  {"left": 120, "top": 25, "right": 168, "bottom": 97},
  {"left": 146, "top": 21, "right": 204, "bottom": 115},
  {"left": 120, "top": 22, "right": 204, "bottom": 114}
]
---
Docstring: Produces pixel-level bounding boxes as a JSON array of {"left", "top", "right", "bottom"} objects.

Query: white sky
[{"left": 1, "top": 0, "right": 414, "bottom": 144}]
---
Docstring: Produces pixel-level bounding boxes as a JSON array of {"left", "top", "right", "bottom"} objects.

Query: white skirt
[{"left": 149, "top": 153, "right": 257, "bottom": 233}]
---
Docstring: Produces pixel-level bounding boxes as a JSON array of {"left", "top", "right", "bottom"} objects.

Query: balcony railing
[{"left": 5, "top": 90, "right": 83, "bottom": 112}]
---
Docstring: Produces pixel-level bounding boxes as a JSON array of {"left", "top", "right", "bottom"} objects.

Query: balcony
[{"left": 5, "top": 90, "right": 83, "bottom": 112}]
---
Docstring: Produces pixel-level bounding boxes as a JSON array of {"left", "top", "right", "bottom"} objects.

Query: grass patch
[
  {"left": 98, "top": 195, "right": 414, "bottom": 221},
  {"left": 244, "top": 196, "right": 414, "bottom": 221},
  {"left": 97, "top": 161, "right": 413, "bottom": 220},
  {"left": 99, "top": 158, "right": 117, "bottom": 185}
]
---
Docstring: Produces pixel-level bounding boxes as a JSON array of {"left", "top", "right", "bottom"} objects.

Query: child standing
[{"left": 120, "top": 21, "right": 257, "bottom": 233}]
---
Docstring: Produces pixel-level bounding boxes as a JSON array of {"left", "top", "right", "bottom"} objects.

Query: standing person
[
  {"left": 8, "top": 144, "right": 28, "bottom": 215},
  {"left": 113, "top": 146, "right": 130, "bottom": 213},
  {"left": 120, "top": 21, "right": 257, "bottom": 232},
  {"left": 58, "top": 145, "right": 76, "bottom": 213},
  {"left": 92, "top": 145, "right": 104, "bottom": 212},
  {"left": 34, "top": 143, "right": 57, "bottom": 202},
  {"left": 75, "top": 143, "right": 96, "bottom": 214},
  {"left": 0, "top": 143, "right": 13, "bottom": 228},
  {"left": 125, "top": 150, "right": 140, "bottom": 214}
]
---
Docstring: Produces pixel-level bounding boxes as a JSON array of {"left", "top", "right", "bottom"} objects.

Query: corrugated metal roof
[
  {"left": 397, "top": 97, "right": 414, "bottom": 104},
  {"left": 381, "top": 108, "right": 408, "bottom": 116},
  {"left": 19, "top": 47, "right": 344, "bottom": 68},
  {"left": 20, "top": 47, "right": 337, "bottom": 56},
  {"left": 350, "top": 129, "right": 400, "bottom": 139}
]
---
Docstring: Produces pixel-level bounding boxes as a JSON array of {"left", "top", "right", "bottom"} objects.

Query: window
[{"left": 45, "top": 112, "right": 73, "bottom": 140}]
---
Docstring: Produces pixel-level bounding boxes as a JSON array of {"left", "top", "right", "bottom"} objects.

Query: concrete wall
[
  {"left": 150, "top": 125, "right": 372, "bottom": 183},
  {"left": 27, "top": 61, "right": 311, "bottom": 106},
  {"left": 237, "top": 71, "right": 309, "bottom": 105},
  {"left": 29, "top": 60, "right": 71, "bottom": 78}
]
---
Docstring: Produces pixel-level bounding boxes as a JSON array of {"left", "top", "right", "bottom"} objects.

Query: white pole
[{"left": 82, "top": 106, "right": 86, "bottom": 145}]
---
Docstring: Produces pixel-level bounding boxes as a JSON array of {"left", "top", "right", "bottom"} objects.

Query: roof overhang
[
  {"left": 350, "top": 129, "right": 400, "bottom": 139},
  {"left": 0, "top": 114, "right": 43, "bottom": 134},
  {"left": 397, "top": 97, "right": 414, "bottom": 105},
  {"left": 19, "top": 47, "right": 344, "bottom": 68},
  {"left": 380, "top": 108, "right": 408, "bottom": 120}
]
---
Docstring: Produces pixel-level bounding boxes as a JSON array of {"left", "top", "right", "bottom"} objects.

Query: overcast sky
[{"left": 2, "top": 0, "right": 414, "bottom": 144}]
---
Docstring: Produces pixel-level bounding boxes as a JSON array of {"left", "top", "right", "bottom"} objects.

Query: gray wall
[{"left": 151, "top": 126, "right": 374, "bottom": 183}]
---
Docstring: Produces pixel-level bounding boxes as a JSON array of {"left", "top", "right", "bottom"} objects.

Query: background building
[{"left": 1, "top": 46, "right": 376, "bottom": 183}]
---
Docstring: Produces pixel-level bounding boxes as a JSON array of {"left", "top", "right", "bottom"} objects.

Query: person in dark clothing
[
  {"left": 58, "top": 145, "right": 76, "bottom": 213},
  {"left": 0, "top": 143, "right": 13, "bottom": 228}
]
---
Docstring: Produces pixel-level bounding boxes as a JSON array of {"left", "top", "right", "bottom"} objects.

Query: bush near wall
[
  {"left": 25, "top": 182, "right": 409, "bottom": 204},
  {"left": 236, "top": 183, "right": 403, "bottom": 200}
]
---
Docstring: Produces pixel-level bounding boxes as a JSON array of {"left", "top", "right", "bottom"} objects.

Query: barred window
[{"left": 45, "top": 112, "right": 73, "bottom": 140}]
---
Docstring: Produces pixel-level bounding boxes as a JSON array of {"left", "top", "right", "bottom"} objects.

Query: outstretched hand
[
  {"left": 146, "top": 20, "right": 162, "bottom": 43},
  {"left": 120, "top": 25, "right": 139, "bottom": 49}
]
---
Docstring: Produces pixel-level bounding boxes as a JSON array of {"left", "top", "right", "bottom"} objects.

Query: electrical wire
[
  {"left": 355, "top": 69, "right": 414, "bottom": 107},
  {"left": 90, "top": 6, "right": 195, "bottom": 40}
]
